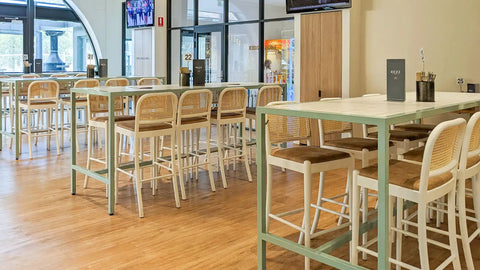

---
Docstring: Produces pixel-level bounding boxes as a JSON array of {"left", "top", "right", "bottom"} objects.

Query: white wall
[
  {"left": 69, "top": 0, "right": 125, "bottom": 76},
  {"left": 350, "top": 0, "right": 480, "bottom": 95}
]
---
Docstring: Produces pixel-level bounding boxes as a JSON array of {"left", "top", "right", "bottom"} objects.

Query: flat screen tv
[
  {"left": 126, "top": 0, "right": 154, "bottom": 28},
  {"left": 286, "top": 0, "right": 351, "bottom": 14}
]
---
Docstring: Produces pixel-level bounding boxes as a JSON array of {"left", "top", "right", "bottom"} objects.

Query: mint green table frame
[
  {"left": 256, "top": 92, "right": 480, "bottom": 269},
  {"left": 0, "top": 76, "right": 165, "bottom": 160},
  {"left": 69, "top": 82, "right": 286, "bottom": 215}
]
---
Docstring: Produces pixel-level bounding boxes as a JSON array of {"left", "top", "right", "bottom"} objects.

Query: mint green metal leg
[
  {"left": 256, "top": 112, "right": 267, "bottom": 270},
  {"left": 107, "top": 94, "right": 116, "bottom": 215},
  {"left": 71, "top": 92, "right": 77, "bottom": 195},
  {"left": 15, "top": 82, "right": 20, "bottom": 159},
  {"left": 377, "top": 122, "right": 390, "bottom": 269},
  {"left": 0, "top": 82, "right": 3, "bottom": 151}
]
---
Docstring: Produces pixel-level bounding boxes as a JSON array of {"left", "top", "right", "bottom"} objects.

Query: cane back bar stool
[
  {"left": 106, "top": 78, "right": 130, "bottom": 115},
  {"left": 83, "top": 93, "right": 135, "bottom": 189},
  {"left": 245, "top": 85, "right": 283, "bottom": 163},
  {"left": 59, "top": 79, "right": 100, "bottom": 150},
  {"left": 115, "top": 92, "right": 180, "bottom": 217},
  {"left": 138, "top": 77, "right": 162, "bottom": 86},
  {"left": 211, "top": 87, "right": 252, "bottom": 188},
  {"left": 265, "top": 101, "right": 355, "bottom": 269},
  {"left": 176, "top": 89, "right": 215, "bottom": 199},
  {"left": 18, "top": 80, "right": 60, "bottom": 159},
  {"left": 400, "top": 112, "right": 480, "bottom": 269},
  {"left": 351, "top": 118, "right": 466, "bottom": 270}
]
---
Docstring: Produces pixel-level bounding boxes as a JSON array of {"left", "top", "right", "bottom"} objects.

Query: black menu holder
[
  {"left": 99, "top": 59, "right": 108, "bottom": 78},
  {"left": 34, "top": 59, "right": 42, "bottom": 74},
  {"left": 193, "top": 59, "right": 205, "bottom": 86},
  {"left": 386, "top": 59, "right": 405, "bottom": 101}
]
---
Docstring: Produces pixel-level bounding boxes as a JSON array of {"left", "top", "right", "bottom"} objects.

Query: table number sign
[{"left": 387, "top": 59, "right": 405, "bottom": 101}]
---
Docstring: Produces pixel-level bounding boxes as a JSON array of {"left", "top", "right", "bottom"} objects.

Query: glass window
[
  {"left": 265, "top": 20, "right": 294, "bottom": 100},
  {"left": 229, "top": 0, "right": 258, "bottom": 22},
  {"left": 265, "top": 0, "right": 290, "bottom": 19},
  {"left": 0, "top": 20, "right": 24, "bottom": 72},
  {"left": 171, "top": 0, "right": 194, "bottom": 27},
  {"left": 228, "top": 23, "right": 258, "bottom": 83},
  {"left": 198, "top": 0, "right": 224, "bottom": 25},
  {"left": 34, "top": 19, "right": 95, "bottom": 72}
]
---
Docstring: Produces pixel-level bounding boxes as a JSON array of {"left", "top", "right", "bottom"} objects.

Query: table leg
[
  {"left": 256, "top": 112, "right": 266, "bottom": 270},
  {"left": 0, "top": 82, "right": 3, "bottom": 151},
  {"left": 377, "top": 122, "right": 390, "bottom": 269},
  {"left": 71, "top": 93, "right": 77, "bottom": 195},
  {"left": 15, "top": 82, "right": 20, "bottom": 160},
  {"left": 108, "top": 94, "right": 116, "bottom": 215}
]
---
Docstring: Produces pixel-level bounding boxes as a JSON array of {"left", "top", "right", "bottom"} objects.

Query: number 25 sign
[{"left": 184, "top": 53, "right": 193, "bottom": 61}]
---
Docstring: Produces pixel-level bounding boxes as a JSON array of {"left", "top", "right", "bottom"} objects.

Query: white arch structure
[{"left": 65, "top": 0, "right": 103, "bottom": 59}]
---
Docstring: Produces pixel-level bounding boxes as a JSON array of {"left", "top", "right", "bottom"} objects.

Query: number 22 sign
[{"left": 184, "top": 53, "right": 193, "bottom": 61}]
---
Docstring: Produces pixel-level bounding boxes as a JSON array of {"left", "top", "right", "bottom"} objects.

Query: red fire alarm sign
[{"left": 158, "top": 17, "right": 164, "bottom": 27}]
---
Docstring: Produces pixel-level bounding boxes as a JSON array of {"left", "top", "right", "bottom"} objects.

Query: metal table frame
[
  {"left": 256, "top": 92, "right": 480, "bottom": 269},
  {"left": 69, "top": 82, "right": 286, "bottom": 215},
  {"left": 0, "top": 76, "right": 165, "bottom": 159}
]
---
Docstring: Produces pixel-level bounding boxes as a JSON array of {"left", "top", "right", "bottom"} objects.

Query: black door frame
[{"left": 193, "top": 24, "right": 226, "bottom": 82}]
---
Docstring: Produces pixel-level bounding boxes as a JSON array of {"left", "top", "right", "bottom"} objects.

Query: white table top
[
  {"left": 262, "top": 92, "right": 480, "bottom": 123},
  {"left": 71, "top": 82, "right": 283, "bottom": 95}
]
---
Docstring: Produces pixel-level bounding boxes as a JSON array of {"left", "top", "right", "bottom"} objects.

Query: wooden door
[{"left": 300, "top": 11, "right": 342, "bottom": 145}]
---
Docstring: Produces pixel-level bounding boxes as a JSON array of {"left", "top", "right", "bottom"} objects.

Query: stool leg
[
  {"left": 447, "top": 189, "right": 461, "bottom": 270},
  {"left": 176, "top": 131, "right": 187, "bottom": 200},
  {"left": 170, "top": 132, "right": 181, "bottom": 208},
  {"left": 84, "top": 125, "right": 92, "bottom": 188},
  {"left": 60, "top": 104, "right": 64, "bottom": 149},
  {"left": 27, "top": 109, "right": 32, "bottom": 159},
  {"left": 310, "top": 172, "right": 325, "bottom": 236},
  {"left": 54, "top": 107, "right": 60, "bottom": 155},
  {"left": 206, "top": 126, "right": 216, "bottom": 192},
  {"left": 218, "top": 124, "right": 227, "bottom": 188},
  {"left": 361, "top": 187, "right": 368, "bottom": 260},
  {"left": 242, "top": 121, "right": 252, "bottom": 182},
  {"left": 395, "top": 197, "right": 403, "bottom": 270},
  {"left": 417, "top": 201, "right": 430, "bottom": 269},
  {"left": 472, "top": 174, "right": 480, "bottom": 231},
  {"left": 457, "top": 174, "right": 474, "bottom": 269},
  {"left": 134, "top": 137, "right": 145, "bottom": 218}
]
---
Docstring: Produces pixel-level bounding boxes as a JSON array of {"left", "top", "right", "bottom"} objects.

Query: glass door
[
  {"left": 194, "top": 25, "right": 224, "bottom": 83},
  {"left": 0, "top": 19, "right": 24, "bottom": 72}
]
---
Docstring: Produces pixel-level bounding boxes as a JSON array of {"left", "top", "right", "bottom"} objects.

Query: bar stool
[
  {"left": 1, "top": 75, "right": 10, "bottom": 130},
  {"left": 106, "top": 78, "right": 130, "bottom": 115},
  {"left": 59, "top": 79, "right": 100, "bottom": 151},
  {"left": 138, "top": 77, "right": 162, "bottom": 86},
  {"left": 176, "top": 89, "right": 215, "bottom": 198},
  {"left": 245, "top": 85, "right": 283, "bottom": 164},
  {"left": 210, "top": 87, "right": 252, "bottom": 188},
  {"left": 18, "top": 81, "right": 60, "bottom": 159},
  {"left": 114, "top": 92, "right": 180, "bottom": 217},
  {"left": 400, "top": 112, "right": 480, "bottom": 269},
  {"left": 83, "top": 94, "right": 135, "bottom": 189},
  {"left": 363, "top": 124, "right": 429, "bottom": 155},
  {"left": 264, "top": 101, "right": 354, "bottom": 269},
  {"left": 351, "top": 118, "right": 465, "bottom": 270}
]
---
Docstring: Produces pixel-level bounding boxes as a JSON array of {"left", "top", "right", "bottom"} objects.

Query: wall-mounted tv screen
[
  {"left": 286, "top": 0, "right": 351, "bottom": 14},
  {"left": 126, "top": 0, "right": 154, "bottom": 28}
]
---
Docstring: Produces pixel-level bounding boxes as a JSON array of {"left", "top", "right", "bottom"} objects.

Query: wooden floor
[{"left": 1, "top": 134, "right": 480, "bottom": 269}]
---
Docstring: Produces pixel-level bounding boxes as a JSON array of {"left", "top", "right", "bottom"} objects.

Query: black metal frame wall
[
  {"left": 166, "top": 0, "right": 294, "bottom": 84},
  {"left": 0, "top": 0, "right": 97, "bottom": 72}
]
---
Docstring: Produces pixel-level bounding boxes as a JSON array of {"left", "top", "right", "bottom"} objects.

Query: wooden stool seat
[
  {"left": 325, "top": 137, "right": 394, "bottom": 152},
  {"left": 368, "top": 130, "right": 429, "bottom": 141},
  {"left": 271, "top": 146, "right": 350, "bottom": 163},
  {"left": 116, "top": 120, "right": 172, "bottom": 132}
]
